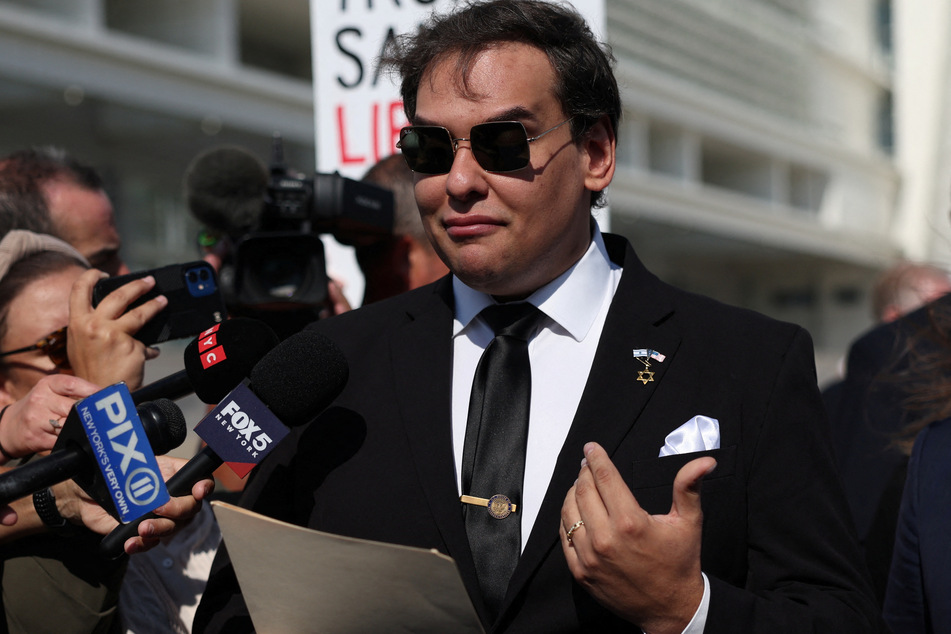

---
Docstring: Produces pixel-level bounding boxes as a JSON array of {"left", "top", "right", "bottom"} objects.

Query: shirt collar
[{"left": 452, "top": 226, "right": 619, "bottom": 341}]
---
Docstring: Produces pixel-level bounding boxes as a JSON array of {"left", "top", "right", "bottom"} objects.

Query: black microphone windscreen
[
  {"left": 249, "top": 329, "right": 349, "bottom": 427},
  {"left": 183, "top": 318, "right": 280, "bottom": 404},
  {"left": 137, "top": 398, "right": 187, "bottom": 455},
  {"left": 184, "top": 146, "right": 268, "bottom": 235}
]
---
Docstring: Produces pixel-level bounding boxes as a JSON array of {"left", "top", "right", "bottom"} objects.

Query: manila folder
[{"left": 211, "top": 501, "right": 484, "bottom": 633}]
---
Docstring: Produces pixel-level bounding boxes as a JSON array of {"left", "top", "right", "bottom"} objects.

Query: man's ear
[
  {"left": 583, "top": 115, "right": 616, "bottom": 193},
  {"left": 391, "top": 235, "right": 414, "bottom": 278}
]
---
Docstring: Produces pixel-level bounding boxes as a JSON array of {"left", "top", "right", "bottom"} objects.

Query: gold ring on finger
[{"left": 566, "top": 519, "right": 584, "bottom": 543}]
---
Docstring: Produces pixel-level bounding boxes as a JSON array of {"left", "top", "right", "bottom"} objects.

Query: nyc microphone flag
[
  {"left": 195, "top": 382, "right": 289, "bottom": 478},
  {"left": 77, "top": 384, "right": 171, "bottom": 523}
]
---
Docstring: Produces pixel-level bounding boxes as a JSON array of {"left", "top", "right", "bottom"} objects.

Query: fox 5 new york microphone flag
[{"left": 195, "top": 382, "right": 289, "bottom": 478}]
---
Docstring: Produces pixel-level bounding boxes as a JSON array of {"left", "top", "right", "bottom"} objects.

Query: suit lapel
[
  {"left": 506, "top": 235, "right": 683, "bottom": 607},
  {"left": 388, "top": 279, "right": 489, "bottom": 619}
]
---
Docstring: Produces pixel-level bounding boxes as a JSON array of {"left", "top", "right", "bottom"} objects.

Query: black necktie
[{"left": 461, "top": 302, "right": 543, "bottom": 621}]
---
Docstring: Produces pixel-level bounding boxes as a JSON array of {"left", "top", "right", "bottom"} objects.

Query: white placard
[{"left": 311, "top": 0, "right": 606, "bottom": 305}]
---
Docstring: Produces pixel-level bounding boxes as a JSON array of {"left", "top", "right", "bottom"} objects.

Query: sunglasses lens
[
  {"left": 44, "top": 330, "right": 70, "bottom": 370},
  {"left": 471, "top": 121, "right": 531, "bottom": 172},
  {"left": 399, "top": 127, "right": 455, "bottom": 174},
  {"left": 399, "top": 122, "right": 533, "bottom": 174}
]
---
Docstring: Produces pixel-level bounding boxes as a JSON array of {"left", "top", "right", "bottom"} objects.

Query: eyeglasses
[
  {"left": 0, "top": 326, "right": 70, "bottom": 370},
  {"left": 397, "top": 118, "right": 573, "bottom": 174}
]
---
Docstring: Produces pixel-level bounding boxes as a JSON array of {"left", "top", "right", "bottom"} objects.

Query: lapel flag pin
[{"left": 632, "top": 349, "right": 665, "bottom": 385}]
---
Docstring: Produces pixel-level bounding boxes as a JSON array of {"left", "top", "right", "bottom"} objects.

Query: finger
[
  {"left": 192, "top": 479, "right": 215, "bottom": 501},
  {"left": 150, "top": 493, "right": 202, "bottom": 522},
  {"left": 560, "top": 484, "right": 584, "bottom": 570},
  {"left": 571, "top": 451, "right": 611, "bottom": 548},
  {"left": 124, "top": 535, "right": 160, "bottom": 555},
  {"left": 579, "top": 442, "right": 642, "bottom": 518},
  {"left": 138, "top": 516, "right": 180, "bottom": 540},
  {"left": 114, "top": 294, "right": 168, "bottom": 335},
  {"left": 68, "top": 269, "right": 107, "bottom": 320},
  {"left": 669, "top": 457, "right": 717, "bottom": 522},
  {"left": 327, "top": 279, "right": 352, "bottom": 315},
  {"left": 95, "top": 275, "right": 158, "bottom": 319},
  {"left": 561, "top": 482, "right": 582, "bottom": 536},
  {"left": 44, "top": 374, "right": 100, "bottom": 399},
  {"left": 0, "top": 505, "right": 16, "bottom": 526}
]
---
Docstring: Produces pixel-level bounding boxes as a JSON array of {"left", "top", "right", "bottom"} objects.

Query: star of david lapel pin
[{"left": 632, "top": 348, "right": 666, "bottom": 385}]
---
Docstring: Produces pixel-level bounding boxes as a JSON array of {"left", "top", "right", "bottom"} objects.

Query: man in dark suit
[
  {"left": 194, "top": 1, "right": 882, "bottom": 632},
  {"left": 884, "top": 407, "right": 951, "bottom": 632},
  {"left": 830, "top": 291, "right": 950, "bottom": 603}
]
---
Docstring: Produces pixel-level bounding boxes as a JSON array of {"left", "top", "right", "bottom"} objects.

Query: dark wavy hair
[
  {"left": 380, "top": 0, "right": 620, "bottom": 208},
  {"left": 888, "top": 303, "right": 951, "bottom": 454}
]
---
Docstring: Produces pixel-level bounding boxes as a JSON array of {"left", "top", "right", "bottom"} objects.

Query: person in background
[
  {"left": 824, "top": 260, "right": 951, "bottom": 602},
  {"left": 195, "top": 2, "right": 881, "bottom": 632},
  {"left": 871, "top": 261, "right": 951, "bottom": 324},
  {"left": 0, "top": 147, "right": 128, "bottom": 276},
  {"left": 356, "top": 154, "right": 449, "bottom": 305},
  {"left": 881, "top": 285, "right": 951, "bottom": 630},
  {"left": 0, "top": 230, "right": 212, "bottom": 633},
  {"left": 0, "top": 148, "right": 219, "bottom": 633}
]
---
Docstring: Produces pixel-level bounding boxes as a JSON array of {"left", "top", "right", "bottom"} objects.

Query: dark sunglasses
[
  {"left": 0, "top": 326, "right": 70, "bottom": 370},
  {"left": 397, "top": 118, "right": 573, "bottom": 174}
]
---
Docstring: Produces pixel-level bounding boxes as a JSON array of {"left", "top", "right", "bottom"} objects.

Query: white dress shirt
[
  {"left": 451, "top": 227, "right": 621, "bottom": 547},
  {"left": 449, "top": 226, "right": 710, "bottom": 633}
]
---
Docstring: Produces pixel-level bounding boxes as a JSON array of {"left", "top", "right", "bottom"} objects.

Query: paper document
[{"left": 211, "top": 501, "right": 484, "bottom": 633}]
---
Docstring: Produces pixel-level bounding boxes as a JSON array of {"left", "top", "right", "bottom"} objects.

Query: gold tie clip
[{"left": 460, "top": 494, "right": 517, "bottom": 519}]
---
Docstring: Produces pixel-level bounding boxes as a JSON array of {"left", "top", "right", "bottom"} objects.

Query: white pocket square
[{"left": 658, "top": 415, "right": 720, "bottom": 457}]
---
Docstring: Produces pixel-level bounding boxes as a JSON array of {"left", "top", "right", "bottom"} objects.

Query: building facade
[{"left": 1, "top": 0, "right": 939, "bottom": 385}]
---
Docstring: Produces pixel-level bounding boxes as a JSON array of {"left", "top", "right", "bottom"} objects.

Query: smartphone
[{"left": 92, "top": 261, "right": 227, "bottom": 345}]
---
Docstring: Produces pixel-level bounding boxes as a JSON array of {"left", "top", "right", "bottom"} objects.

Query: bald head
[
  {"left": 356, "top": 155, "right": 448, "bottom": 304},
  {"left": 872, "top": 262, "right": 951, "bottom": 323}
]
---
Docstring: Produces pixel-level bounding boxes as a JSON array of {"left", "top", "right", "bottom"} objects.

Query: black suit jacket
[
  {"left": 195, "top": 234, "right": 882, "bottom": 633},
  {"left": 829, "top": 295, "right": 951, "bottom": 601}
]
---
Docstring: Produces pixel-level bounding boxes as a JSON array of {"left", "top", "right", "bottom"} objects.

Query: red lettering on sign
[
  {"left": 371, "top": 102, "right": 381, "bottom": 164},
  {"left": 337, "top": 106, "right": 366, "bottom": 165},
  {"left": 334, "top": 100, "right": 408, "bottom": 169}
]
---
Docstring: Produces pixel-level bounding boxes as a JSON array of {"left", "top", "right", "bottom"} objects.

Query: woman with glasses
[
  {"left": 0, "top": 229, "right": 209, "bottom": 634},
  {"left": 0, "top": 229, "right": 163, "bottom": 462}
]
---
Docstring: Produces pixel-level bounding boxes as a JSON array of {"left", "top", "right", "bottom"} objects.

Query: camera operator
[
  {"left": 355, "top": 155, "right": 448, "bottom": 305},
  {"left": 186, "top": 140, "right": 392, "bottom": 337}
]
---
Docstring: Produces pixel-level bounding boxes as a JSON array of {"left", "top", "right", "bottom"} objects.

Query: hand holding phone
[
  {"left": 91, "top": 261, "right": 226, "bottom": 346},
  {"left": 67, "top": 269, "right": 168, "bottom": 390},
  {"left": 64, "top": 262, "right": 227, "bottom": 390}
]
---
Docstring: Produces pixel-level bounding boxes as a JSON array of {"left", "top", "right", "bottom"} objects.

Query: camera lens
[{"left": 236, "top": 234, "right": 328, "bottom": 307}]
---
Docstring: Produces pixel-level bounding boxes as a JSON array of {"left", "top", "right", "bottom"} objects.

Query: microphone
[
  {"left": 132, "top": 318, "right": 280, "bottom": 405},
  {"left": 99, "top": 329, "right": 349, "bottom": 557},
  {"left": 184, "top": 146, "right": 268, "bottom": 236},
  {"left": 0, "top": 398, "right": 186, "bottom": 506}
]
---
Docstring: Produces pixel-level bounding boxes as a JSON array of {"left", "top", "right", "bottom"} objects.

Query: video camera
[{"left": 186, "top": 136, "right": 394, "bottom": 318}]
